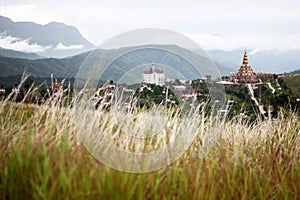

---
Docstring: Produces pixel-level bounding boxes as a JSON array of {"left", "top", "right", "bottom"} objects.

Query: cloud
[
  {"left": 1, "top": 1, "right": 300, "bottom": 50},
  {"left": 0, "top": 32, "right": 51, "bottom": 53},
  {"left": 248, "top": 49, "right": 260, "bottom": 55},
  {"left": 55, "top": 42, "right": 84, "bottom": 50},
  {"left": 185, "top": 33, "right": 300, "bottom": 51}
]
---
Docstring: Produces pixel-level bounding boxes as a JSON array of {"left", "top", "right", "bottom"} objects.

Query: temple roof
[{"left": 242, "top": 50, "right": 248, "bottom": 66}]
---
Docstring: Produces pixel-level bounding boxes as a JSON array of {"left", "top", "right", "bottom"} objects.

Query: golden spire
[{"left": 243, "top": 50, "right": 248, "bottom": 66}]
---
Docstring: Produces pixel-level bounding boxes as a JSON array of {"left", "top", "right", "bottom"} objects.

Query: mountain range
[
  {"left": 0, "top": 16, "right": 95, "bottom": 58},
  {"left": 207, "top": 49, "right": 300, "bottom": 74},
  {"left": 0, "top": 47, "right": 43, "bottom": 60},
  {"left": 290, "top": 69, "right": 300, "bottom": 74},
  {"left": 0, "top": 46, "right": 299, "bottom": 88},
  {"left": 0, "top": 45, "right": 233, "bottom": 87},
  {"left": 0, "top": 15, "right": 300, "bottom": 85}
]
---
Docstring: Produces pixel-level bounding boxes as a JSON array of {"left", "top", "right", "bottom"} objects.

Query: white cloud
[
  {"left": 0, "top": 33, "right": 51, "bottom": 53},
  {"left": 185, "top": 33, "right": 300, "bottom": 51},
  {"left": 55, "top": 42, "right": 84, "bottom": 50},
  {"left": 248, "top": 49, "right": 261, "bottom": 56},
  {"left": 1, "top": 1, "right": 300, "bottom": 51}
]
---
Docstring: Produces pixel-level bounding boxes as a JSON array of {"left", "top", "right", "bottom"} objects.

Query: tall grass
[{"left": 0, "top": 84, "right": 300, "bottom": 199}]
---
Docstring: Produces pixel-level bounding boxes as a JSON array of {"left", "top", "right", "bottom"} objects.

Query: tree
[{"left": 269, "top": 92, "right": 299, "bottom": 116}]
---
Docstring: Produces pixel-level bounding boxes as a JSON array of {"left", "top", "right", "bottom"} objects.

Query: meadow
[{"left": 0, "top": 89, "right": 300, "bottom": 199}]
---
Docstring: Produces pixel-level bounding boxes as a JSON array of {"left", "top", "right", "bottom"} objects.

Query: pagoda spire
[{"left": 242, "top": 50, "right": 248, "bottom": 66}]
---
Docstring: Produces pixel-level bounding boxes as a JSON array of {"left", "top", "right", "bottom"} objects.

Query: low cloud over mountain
[
  {"left": 0, "top": 16, "right": 95, "bottom": 58},
  {"left": 0, "top": 33, "right": 51, "bottom": 53}
]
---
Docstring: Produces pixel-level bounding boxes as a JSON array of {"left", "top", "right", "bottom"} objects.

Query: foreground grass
[{"left": 0, "top": 101, "right": 300, "bottom": 199}]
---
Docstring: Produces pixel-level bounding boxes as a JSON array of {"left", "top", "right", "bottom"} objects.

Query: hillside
[
  {"left": 0, "top": 47, "right": 43, "bottom": 60},
  {"left": 289, "top": 69, "right": 300, "bottom": 74},
  {"left": 0, "top": 52, "right": 87, "bottom": 78},
  {"left": 0, "top": 16, "right": 95, "bottom": 58},
  {"left": 0, "top": 45, "right": 231, "bottom": 87},
  {"left": 280, "top": 75, "right": 300, "bottom": 97}
]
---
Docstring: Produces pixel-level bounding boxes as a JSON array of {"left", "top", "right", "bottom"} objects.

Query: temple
[{"left": 230, "top": 51, "right": 258, "bottom": 84}]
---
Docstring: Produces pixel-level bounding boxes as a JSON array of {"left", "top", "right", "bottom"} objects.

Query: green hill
[
  {"left": 0, "top": 45, "right": 232, "bottom": 88},
  {"left": 0, "top": 52, "right": 87, "bottom": 77},
  {"left": 0, "top": 48, "right": 43, "bottom": 60},
  {"left": 280, "top": 75, "right": 300, "bottom": 97}
]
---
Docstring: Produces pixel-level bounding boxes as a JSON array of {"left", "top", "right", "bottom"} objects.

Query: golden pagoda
[{"left": 233, "top": 51, "right": 258, "bottom": 84}]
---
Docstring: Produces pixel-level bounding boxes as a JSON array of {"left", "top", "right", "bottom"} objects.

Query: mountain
[
  {"left": 0, "top": 52, "right": 88, "bottom": 78},
  {"left": 0, "top": 47, "right": 43, "bottom": 59},
  {"left": 289, "top": 69, "right": 300, "bottom": 74},
  {"left": 0, "top": 45, "right": 231, "bottom": 87},
  {"left": 0, "top": 16, "right": 95, "bottom": 58},
  {"left": 207, "top": 49, "right": 300, "bottom": 74}
]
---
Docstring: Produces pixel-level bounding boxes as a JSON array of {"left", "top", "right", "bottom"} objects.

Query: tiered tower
[{"left": 235, "top": 51, "right": 257, "bottom": 84}]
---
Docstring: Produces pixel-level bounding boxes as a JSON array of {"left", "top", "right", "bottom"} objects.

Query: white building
[{"left": 142, "top": 64, "right": 165, "bottom": 86}]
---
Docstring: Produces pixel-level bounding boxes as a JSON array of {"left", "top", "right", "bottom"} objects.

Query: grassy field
[{"left": 0, "top": 97, "right": 300, "bottom": 199}]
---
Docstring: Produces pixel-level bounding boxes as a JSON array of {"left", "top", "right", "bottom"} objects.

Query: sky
[{"left": 1, "top": 0, "right": 300, "bottom": 52}]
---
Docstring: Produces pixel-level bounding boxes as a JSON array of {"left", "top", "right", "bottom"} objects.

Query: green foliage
[
  {"left": 254, "top": 84, "right": 274, "bottom": 105},
  {"left": 191, "top": 81, "right": 260, "bottom": 119},
  {"left": 280, "top": 76, "right": 300, "bottom": 97},
  {"left": 191, "top": 79, "right": 209, "bottom": 95},
  {"left": 225, "top": 85, "right": 258, "bottom": 119},
  {"left": 0, "top": 55, "right": 84, "bottom": 78},
  {"left": 134, "top": 84, "right": 179, "bottom": 108},
  {"left": 269, "top": 92, "right": 299, "bottom": 116}
]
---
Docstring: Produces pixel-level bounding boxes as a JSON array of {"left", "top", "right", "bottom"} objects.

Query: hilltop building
[
  {"left": 142, "top": 64, "right": 165, "bottom": 86},
  {"left": 230, "top": 51, "right": 258, "bottom": 84}
]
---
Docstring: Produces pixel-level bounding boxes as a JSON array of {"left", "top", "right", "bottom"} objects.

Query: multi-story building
[{"left": 142, "top": 64, "right": 165, "bottom": 86}]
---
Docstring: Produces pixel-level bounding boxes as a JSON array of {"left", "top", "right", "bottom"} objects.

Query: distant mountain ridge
[
  {"left": 0, "top": 16, "right": 95, "bottom": 58},
  {"left": 289, "top": 69, "right": 300, "bottom": 74},
  {"left": 0, "top": 47, "right": 43, "bottom": 60},
  {"left": 1, "top": 15, "right": 299, "bottom": 73},
  {"left": 0, "top": 45, "right": 232, "bottom": 87},
  {"left": 207, "top": 49, "right": 300, "bottom": 74}
]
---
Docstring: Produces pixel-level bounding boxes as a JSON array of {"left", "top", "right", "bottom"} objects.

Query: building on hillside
[
  {"left": 172, "top": 79, "right": 186, "bottom": 92},
  {"left": 0, "top": 85, "right": 5, "bottom": 95},
  {"left": 256, "top": 71, "right": 274, "bottom": 81},
  {"left": 142, "top": 64, "right": 165, "bottom": 86},
  {"left": 230, "top": 51, "right": 258, "bottom": 84}
]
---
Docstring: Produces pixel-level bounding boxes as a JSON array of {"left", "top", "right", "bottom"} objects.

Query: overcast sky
[{"left": 1, "top": 0, "right": 300, "bottom": 51}]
